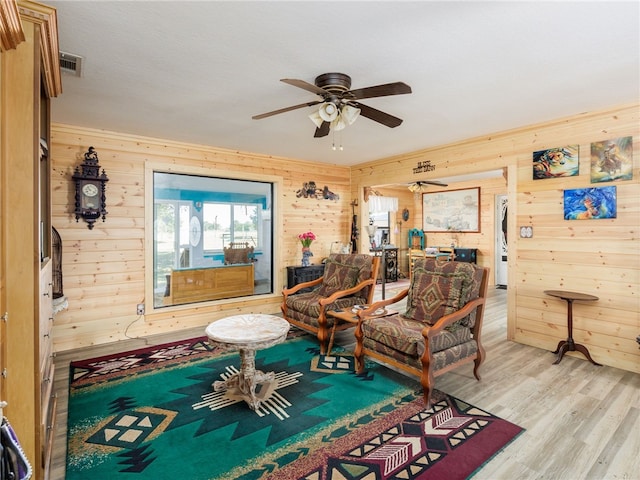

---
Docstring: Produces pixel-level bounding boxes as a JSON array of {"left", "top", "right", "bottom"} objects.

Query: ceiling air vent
[{"left": 59, "top": 51, "right": 83, "bottom": 77}]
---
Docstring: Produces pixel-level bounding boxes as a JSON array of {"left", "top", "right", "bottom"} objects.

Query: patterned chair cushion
[
  {"left": 362, "top": 334, "right": 478, "bottom": 372},
  {"left": 404, "top": 268, "right": 465, "bottom": 324},
  {"left": 317, "top": 259, "right": 360, "bottom": 297},
  {"left": 285, "top": 291, "right": 368, "bottom": 328},
  {"left": 335, "top": 253, "right": 374, "bottom": 288},
  {"left": 410, "top": 258, "right": 485, "bottom": 328},
  {"left": 362, "top": 314, "right": 472, "bottom": 357}
]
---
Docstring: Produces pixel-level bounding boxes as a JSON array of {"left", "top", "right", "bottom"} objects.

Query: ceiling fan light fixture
[
  {"left": 341, "top": 104, "right": 360, "bottom": 125},
  {"left": 332, "top": 115, "right": 346, "bottom": 132},
  {"left": 319, "top": 102, "right": 339, "bottom": 122},
  {"left": 332, "top": 104, "right": 361, "bottom": 132},
  {"left": 308, "top": 109, "right": 324, "bottom": 128},
  {"left": 408, "top": 182, "right": 428, "bottom": 193}
]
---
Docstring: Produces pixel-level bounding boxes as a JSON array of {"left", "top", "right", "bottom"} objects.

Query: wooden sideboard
[{"left": 166, "top": 264, "right": 255, "bottom": 305}]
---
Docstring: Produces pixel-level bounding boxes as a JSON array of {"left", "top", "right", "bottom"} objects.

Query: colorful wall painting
[
  {"left": 563, "top": 186, "right": 617, "bottom": 220},
  {"left": 533, "top": 144, "right": 579, "bottom": 180},
  {"left": 590, "top": 136, "right": 633, "bottom": 183}
]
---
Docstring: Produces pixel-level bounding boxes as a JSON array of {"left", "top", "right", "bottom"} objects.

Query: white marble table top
[{"left": 205, "top": 314, "right": 290, "bottom": 346}]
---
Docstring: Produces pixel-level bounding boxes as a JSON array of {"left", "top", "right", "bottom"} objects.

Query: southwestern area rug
[{"left": 66, "top": 331, "right": 523, "bottom": 479}]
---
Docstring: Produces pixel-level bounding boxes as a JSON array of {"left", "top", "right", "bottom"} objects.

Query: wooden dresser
[{"left": 167, "top": 264, "right": 255, "bottom": 305}]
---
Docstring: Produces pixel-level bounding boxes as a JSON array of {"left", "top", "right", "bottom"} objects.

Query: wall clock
[
  {"left": 189, "top": 216, "right": 201, "bottom": 247},
  {"left": 72, "top": 146, "right": 109, "bottom": 229}
]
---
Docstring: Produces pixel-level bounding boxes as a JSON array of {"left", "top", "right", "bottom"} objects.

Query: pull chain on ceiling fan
[{"left": 252, "top": 73, "right": 412, "bottom": 138}]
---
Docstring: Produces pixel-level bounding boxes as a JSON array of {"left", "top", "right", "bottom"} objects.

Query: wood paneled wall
[
  {"left": 51, "top": 102, "right": 639, "bottom": 374},
  {"left": 352, "top": 103, "right": 639, "bottom": 373},
  {"left": 50, "top": 125, "right": 351, "bottom": 350}
]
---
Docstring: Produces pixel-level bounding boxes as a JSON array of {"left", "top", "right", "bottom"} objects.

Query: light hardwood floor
[{"left": 51, "top": 284, "right": 639, "bottom": 479}]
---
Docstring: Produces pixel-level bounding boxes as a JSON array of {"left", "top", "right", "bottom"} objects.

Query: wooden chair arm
[
  {"left": 421, "top": 296, "right": 486, "bottom": 338},
  {"left": 356, "top": 288, "right": 410, "bottom": 323},
  {"left": 358, "top": 289, "right": 409, "bottom": 315},
  {"left": 282, "top": 276, "right": 323, "bottom": 297},
  {"left": 318, "top": 278, "right": 376, "bottom": 306}
]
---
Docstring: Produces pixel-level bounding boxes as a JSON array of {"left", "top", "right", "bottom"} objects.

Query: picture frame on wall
[
  {"left": 563, "top": 186, "right": 617, "bottom": 220},
  {"left": 590, "top": 136, "right": 633, "bottom": 183},
  {"left": 423, "top": 187, "right": 480, "bottom": 232},
  {"left": 532, "top": 144, "right": 579, "bottom": 180}
]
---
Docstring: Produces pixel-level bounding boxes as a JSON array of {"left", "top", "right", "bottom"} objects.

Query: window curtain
[{"left": 368, "top": 196, "right": 398, "bottom": 213}]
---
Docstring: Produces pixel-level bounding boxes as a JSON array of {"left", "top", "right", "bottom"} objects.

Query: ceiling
[{"left": 49, "top": 1, "right": 639, "bottom": 167}]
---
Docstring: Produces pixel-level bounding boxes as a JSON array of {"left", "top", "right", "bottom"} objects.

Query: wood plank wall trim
[
  {"left": 17, "top": 0, "right": 62, "bottom": 97},
  {"left": 0, "top": 0, "right": 25, "bottom": 51}
]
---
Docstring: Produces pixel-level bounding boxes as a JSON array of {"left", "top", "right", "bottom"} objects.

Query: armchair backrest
[
  {"left": 318, "top": 254, "right": 379, "bottom": 302},
  {"left": 405, "top": 258, "right": 485, "bottom": 327}
]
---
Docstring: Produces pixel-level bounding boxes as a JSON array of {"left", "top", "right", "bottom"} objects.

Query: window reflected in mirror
[{"left": 153, "top": 172, "right": 274, "bottom": 308}]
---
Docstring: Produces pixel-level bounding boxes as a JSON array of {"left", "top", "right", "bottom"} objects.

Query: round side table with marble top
[
  {"left": 205, "top": 314, "right": 290, "bottom": 410},
  {"left": 544, "top": 290, "right": 601, "bottom": 366}
]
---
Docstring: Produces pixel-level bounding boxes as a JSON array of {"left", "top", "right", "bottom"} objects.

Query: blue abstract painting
[{"left": 563, "top": 186, "right": 617, "bottom": 220}]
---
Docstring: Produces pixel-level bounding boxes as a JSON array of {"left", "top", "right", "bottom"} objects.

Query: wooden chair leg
[
  {"left": 473, "top": 344, "right": 485, "bottom": 380},
  {"left": 473, "top": 356, "right": 482, "bottom": 381},
  {"left": 317, "top": 314, "right": 329, "bottom": 355},
  {"left": 354, "top": 327, "right": 365, "bottom": 373},
  {"left": 420, "top": 358, "right": 435, "bottom": 407},
  {"left": 355, "top": 355, "right": 364, "bottom": 374}
]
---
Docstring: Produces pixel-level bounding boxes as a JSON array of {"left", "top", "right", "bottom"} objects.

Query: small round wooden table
[
  {"left": 205, "top": 314, "right": 290, "bottom": 410},
  {"left": 544, "top": 290, "right": 601, "bottom": 366}
]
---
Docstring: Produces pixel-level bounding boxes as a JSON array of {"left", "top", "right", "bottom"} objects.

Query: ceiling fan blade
[
  {"left": 314, "top": 121, "right": 330, "bottom": 138},
  {"left": 351, "top": 102, "right": 403, "bottom": 128},
  {"left": 408, "top": 180, "right": 448, "bottom": 192},
  {"left": 281, "top": 78, "right": 328, "bottom": 96},
  {"left": 252, "top": 100, "right": 321, "bottom": 120},
  {"left": 347, "top": 82, "right": 412, "bottom": 100},
  {"left": 419, "top": 180, "right": 448, "bottom": 187}
]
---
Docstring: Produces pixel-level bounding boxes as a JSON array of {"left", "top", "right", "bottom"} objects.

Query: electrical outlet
[{"left": 136, "top": 303, "right": 145, "bottom": 315}]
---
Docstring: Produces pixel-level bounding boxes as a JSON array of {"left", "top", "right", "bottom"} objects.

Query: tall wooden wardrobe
[{"left": 0, "top": 1, "right": 62, "bottom": 478}]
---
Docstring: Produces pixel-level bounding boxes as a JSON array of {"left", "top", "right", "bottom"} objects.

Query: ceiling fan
[
  {"left": 407, "top": 180, "right": 448, "bottom": 193},
  {"left": 252, "top": 73, "right": 412, "bottom": 138}
]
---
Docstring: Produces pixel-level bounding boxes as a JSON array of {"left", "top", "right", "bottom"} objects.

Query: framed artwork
[
  {"left": 532, "top": 144, "right": 579, "bottom": 180},
  {"left": 590, "top": 136, "right": 633, "bottom": 183},
  {"left": 563, "top": 186, "right": 616, "bottom": 220},
  {"left": 423, "top": 187, "right": 480, "bottom": 232}
]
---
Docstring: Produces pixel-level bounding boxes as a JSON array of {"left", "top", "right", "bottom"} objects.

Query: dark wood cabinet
[{"left": 286, "top": 265, "right": 325, "bottom": 292}]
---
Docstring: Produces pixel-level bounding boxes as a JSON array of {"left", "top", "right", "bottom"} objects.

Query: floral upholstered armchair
[
  {"left": 282, "top": 254, "right": 380, "bottom": 354},
  {"left": 355, "top": 258, "right": 489, "bottom": 406}
]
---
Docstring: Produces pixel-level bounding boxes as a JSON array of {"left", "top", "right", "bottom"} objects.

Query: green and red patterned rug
[{"left": 66, "top": 331, "right": 523, "bottom": 479}]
